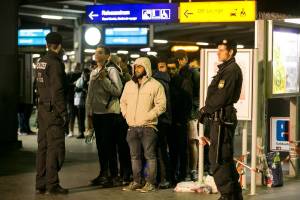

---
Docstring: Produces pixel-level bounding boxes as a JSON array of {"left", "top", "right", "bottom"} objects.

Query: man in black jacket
[
  {"left": 198, "top": 39, "right": 243, "bottom": 200},
  {"left": 35, "top": 32, "right": 68, "bottom": 195}
]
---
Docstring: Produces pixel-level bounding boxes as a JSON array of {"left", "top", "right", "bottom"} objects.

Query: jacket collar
[
  {"left": 217, "top": 57, "right": 235, "bottom": 71},
  {"left": 47, "top": 50, "right": 62, "bottom": 62}
]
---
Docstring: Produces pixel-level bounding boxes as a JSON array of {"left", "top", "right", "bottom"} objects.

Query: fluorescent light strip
[
  {"left": 153, "top": 39, "right": 168, "bottom": 44},
  {"left": 147, "top": 51, "right": 157, "bottom": 56},
  {"left": 140, "top": 47, "right": 151, "bottom": 52},
  {"left": 117, "top": 50, "right": 129, "bottom": 54},
  {"left": 41, "top": 15, "right": 63, "bottom": 20},
  {"left": 84, "top": 49, "right": 96, "bottom": 53},
  {"left": 196, "top": 42, "right": 209, "bottom": 46}
]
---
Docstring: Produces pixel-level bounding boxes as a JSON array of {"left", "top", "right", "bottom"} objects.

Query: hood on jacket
[{"left": 133, "top": 57, "right": 152, "bottom": 78}]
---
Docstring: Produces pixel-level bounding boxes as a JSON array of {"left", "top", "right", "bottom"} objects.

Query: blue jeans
[{"left": 126, "top": 127, "right": 158, "bottom": 184}]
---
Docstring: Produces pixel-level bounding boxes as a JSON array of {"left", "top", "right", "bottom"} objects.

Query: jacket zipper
[{"left": 133, "top": 84, "right": 140, "bottom": 122}]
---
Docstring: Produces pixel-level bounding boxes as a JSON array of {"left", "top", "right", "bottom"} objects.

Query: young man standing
[{"left": 120, "top": 57, "right": 166, "bottom": 192}]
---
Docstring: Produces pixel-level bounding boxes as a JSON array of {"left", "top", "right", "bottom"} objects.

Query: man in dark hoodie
[
  {"left": 151, "top": 56, "right": 172, "bottom": 189},
  {"left": 167, "top": 54, "right": 193, "bottom": 183}
]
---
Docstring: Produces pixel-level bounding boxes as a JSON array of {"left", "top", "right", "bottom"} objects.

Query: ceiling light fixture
[
  {"left": 171, "top": 46, "right": 199, "bottom": 52},
  {"left": 196, "top": 42, "right": 209, "bottom": 46},
  {"left": 130, "top": 54, "right": 140, "bottom": 59},
  {"left": 41, "top": 15, "right": 63, "bottom": 20},
  {"left": 84, "top": 27, "right": 101, "bottom": 46},
  {"left": 147, "top": 51, "right": 158, "bottom": 56},
  {"left": 117, "top": 50, "right": 129, "bottom": 54},
  {"left": 84, "top": 49, "right": 96, "bottom": 53},
  {"left": 153, "top": 39, "right": 168, "bottom": 44},
  {"left": 140, "top": 47, "right": 151, "bottom": 52}
]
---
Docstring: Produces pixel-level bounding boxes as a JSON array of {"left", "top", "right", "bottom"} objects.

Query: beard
[{"left": 132, "top": 70, "right": 146, "bottom": 83}]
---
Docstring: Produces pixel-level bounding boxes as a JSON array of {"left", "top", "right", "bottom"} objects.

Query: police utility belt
[{"left": 208, "top": 105, "right": 235, "bottom": 126}]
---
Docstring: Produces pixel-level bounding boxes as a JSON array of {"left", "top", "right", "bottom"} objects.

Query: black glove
[
  {"left": 62, "top": 115, "right": 69, "bottom": 128},
  {"left": 198, "top": 107, "right": 208, "bottom": 124}
]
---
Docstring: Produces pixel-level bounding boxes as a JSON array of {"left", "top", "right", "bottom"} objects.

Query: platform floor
[{"left": 1, "top": 134, "right": 300, "bottom": 200}]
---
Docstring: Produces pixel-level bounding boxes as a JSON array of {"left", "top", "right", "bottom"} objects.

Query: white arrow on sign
[{"left": 88, "top": 11, "right": 99, "bottom": 20}]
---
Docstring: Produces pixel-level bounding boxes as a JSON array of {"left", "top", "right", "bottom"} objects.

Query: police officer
[
  {"left": 35, "top": 32, "right": 68, "bottom": 195},
  {"left": 198, "top": 39, "right": 243, "bottom": 200}
]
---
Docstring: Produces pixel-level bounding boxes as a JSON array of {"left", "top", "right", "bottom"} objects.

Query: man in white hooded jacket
[{"left": 120, "top": 57, "right": 166, "bottom": 192}]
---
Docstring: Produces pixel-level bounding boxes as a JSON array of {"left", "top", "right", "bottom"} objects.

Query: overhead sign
[
  {"left": 179, "top": 1, "right": 256, "bottom": 23},
  {"left": 86, "top": 3, "right": 178, "bottom": 24},
  {"left": 270, "top": 117, "right": 290, "bottom": 152}
]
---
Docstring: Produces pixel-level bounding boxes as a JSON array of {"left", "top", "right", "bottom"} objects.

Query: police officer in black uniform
[
  {"left": 35, "top": 32, "right": 68, "bottom": 195},
  {"left": 198, "top": 39, "right": 243, "bottom": 200}
]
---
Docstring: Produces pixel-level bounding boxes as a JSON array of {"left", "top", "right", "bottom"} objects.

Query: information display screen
[
  {"left": 18, "top": 29, "right": 51, "bottom": 46},
  {"left": 272, "top": 27, "right": 300, "bottom": 96},
  {"left": 104, "top": 27, "right": 149, "bottom": 46}
]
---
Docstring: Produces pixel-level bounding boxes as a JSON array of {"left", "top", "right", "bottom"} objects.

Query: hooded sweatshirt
[{"left": 120, "top": 57, "right": 166, "bottom": 128}]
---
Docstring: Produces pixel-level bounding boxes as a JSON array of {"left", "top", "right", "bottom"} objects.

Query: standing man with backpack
[{"left": 86, "top": 46, "right": 123, "bottom": 187}]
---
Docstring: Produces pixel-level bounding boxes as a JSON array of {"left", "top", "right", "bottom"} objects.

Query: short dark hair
[
  {"left": 147, "top": 55, "right": 158, "bottom": 71},
  {"left": 118, "top": 53, "right": 128, "bottom": 64},
  {"left": 167, "top": 57, "right": 179, "bottom": 68},
  {"left": 157, "top": 56, "right": 167, "bottom": 63},
  {"left": 97, "top": 45, "right": 111, "bottom": 55},
  {"left": 174, "top": 50, "right": 187, "bottom": 60}
]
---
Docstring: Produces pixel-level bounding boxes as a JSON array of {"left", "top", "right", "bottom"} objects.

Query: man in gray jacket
[
  {"left": 86, "top": 46, "right": 123, "bottom": 187},
  {"left": 120, "top": 57, "right": 166, "bottom": 192}
]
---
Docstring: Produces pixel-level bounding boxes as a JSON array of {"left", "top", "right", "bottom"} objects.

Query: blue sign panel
[
  {"left": 18, "top": 29, "right": 51, "bottom": 46},
  {"left": 86, "top": 3, "right": 178, "bottom": 24},
  {"left": 276, "top": 120, "right": 289, "bottom": 141},
  {"left": 104, "top": 27, "right": 148, "bottom": 46}
]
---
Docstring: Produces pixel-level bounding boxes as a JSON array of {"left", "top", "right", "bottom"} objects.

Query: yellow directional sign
[{"left": 179, "top": 1, "right": 256, "bottom": 23}]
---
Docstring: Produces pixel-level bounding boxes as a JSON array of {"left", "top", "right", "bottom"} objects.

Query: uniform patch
[
  {"left": 218, "top": 80, "right": 225, "bottom": 89},
  {"left": 36, "top": 62, "right": 47, "bottom": 70}
]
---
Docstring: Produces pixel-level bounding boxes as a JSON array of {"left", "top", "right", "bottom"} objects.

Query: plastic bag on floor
[
  {"left": 174, "top": 175, "right": 217, "bottom": 194},
  {"left": 204, "top": 175, "right": 218, "bottom": 193},
  {"left": 174, "top": 181, "right": 199, "bottom": 192}
]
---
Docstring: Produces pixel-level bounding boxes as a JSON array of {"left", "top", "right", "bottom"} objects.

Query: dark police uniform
[
  {"left": 35, "top": 47, "right": 68, "bottom": 192},
  {"left": 199, "top": 48, "right": 243, "bottom": 199}
]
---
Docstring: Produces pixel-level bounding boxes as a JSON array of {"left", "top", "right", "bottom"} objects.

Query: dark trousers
[
  {"left": 92, "top": 113, "right": 118, "bottom": 178},
  {"left": 209, "top": 119, "right": 242, "bottom": 195},
  {"left": 74, "top": 106, "right": 85, "bottom": 134},
  {"left": 36, "top": 105, "right": 65, "bottom": 190},
  {"left": 126, "top": 127, "right": 158, "bottom": 184},
  {"left": 157, "top": 122, "right": 171, "bottom": 182},
  {"left": 116, "top": 115, "right": 132, "bottom": 180},
  {"left": 168, "top": 123, "right": 188, "bottom": 183},
  {"left": 18, "top": 103, "right": 33, "bottom": 133}
]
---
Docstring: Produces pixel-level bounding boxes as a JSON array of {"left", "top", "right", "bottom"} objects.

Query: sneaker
[
  {"left": 122, "top": 181, "right": 143, "bottom": 191},
  {"left": 35, "top": 187, "right": 46, "bottom": 195},
  {"left": 158, "top": 180, "right": 171, "bottom": 189},
  {"left": 90, "top": 175, "right": 108, "bottom": 186},
  {"left": 76, "top": 134, "right": 84, "bottom": 139},
  {"left": 190, "top": 170, "right": 198, "bottom": 181},
  {"left": 45, "top": 185, "right": 68, "bottom": 195},
  {"left": 139, "top": 182, "right": 156, "bottom": 193},
  {"left": 67, "top": 132, "right": 73, "bottom": 137}
]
